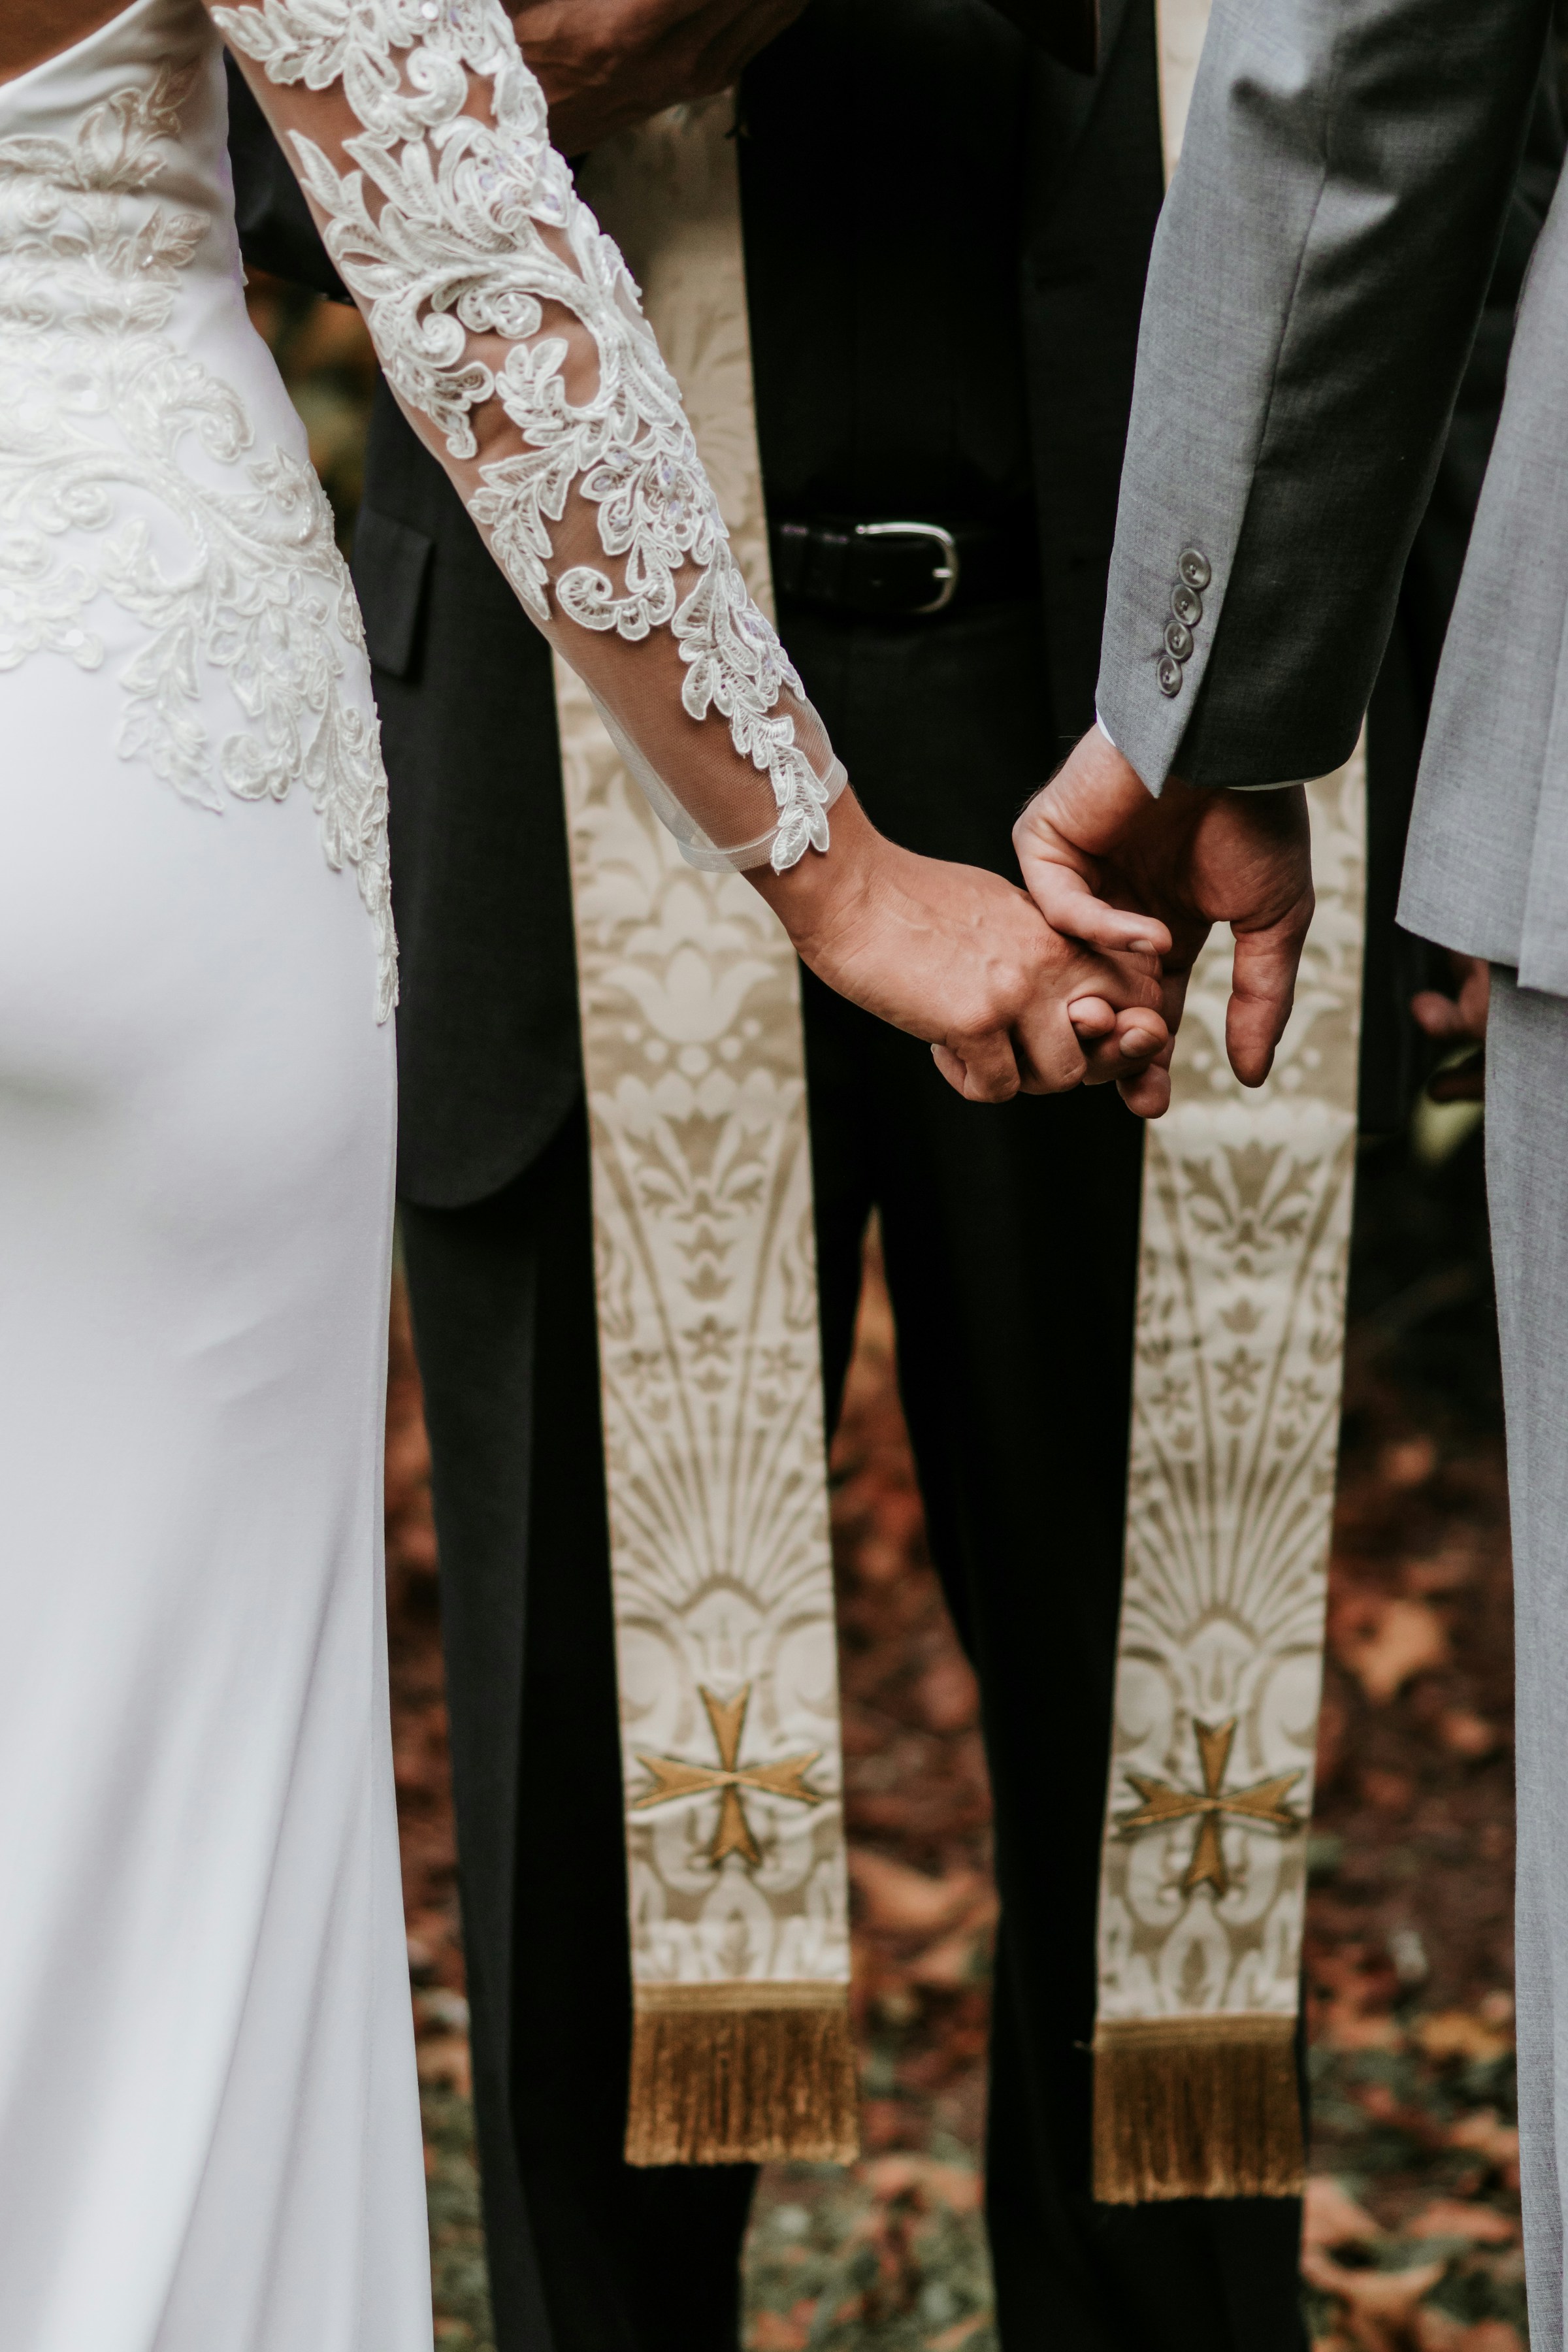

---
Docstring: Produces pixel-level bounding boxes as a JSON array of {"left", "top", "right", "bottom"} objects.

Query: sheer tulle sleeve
[{"left": 210, "top": 0, "right": 846, "bottom": 872}]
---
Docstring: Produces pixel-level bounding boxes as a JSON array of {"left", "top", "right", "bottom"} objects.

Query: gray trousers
[{"left": 1486, "top": 968, "right": 1568, "bottom": 2352}]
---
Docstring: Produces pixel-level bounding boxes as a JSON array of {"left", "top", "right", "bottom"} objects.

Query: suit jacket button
[
  {"left": 1164, "top": 618, "right": 1194, "bottom": 662},
  {"left": 1157, "top": 653, "right": 1184, "bottom": 696},
  {"left": 1171, "top": 581, "right": 1203, "bottom": 628},
  {"left": 1179, "top": 546, "right": 1212, "bottom": 591}
]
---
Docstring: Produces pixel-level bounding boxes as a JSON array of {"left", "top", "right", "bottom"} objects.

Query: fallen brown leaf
[
  {"left": 1301, "top": 2249, "right": 1447, "bottom": 2352},
  {"left": 749, "top": 2313, "right": 809, "bottom": 2352},
  {"left": 1444, "top": 2110, "right": 1518, "bottom": 2167},
  {"left": 1410, "top": 2313, "right": 1467, "bottom": 2352},
  {"left": 1323, "top": 2014, "right": 1408, "bottom": 2053},
  {"left": 929, "top": 2319, "right": 988, "bottom": 2352},
  {"left": 1361, "top": 1767, "right": 1417, "bottom": 1814},
  {"left": 1304, "top": 2176, "right": 1384, "bottom": 2251},
  {"left": 913, "top": 1655, "right": 980, "bottom": 1734},
  {"left": 906, "top": 1913, "right": 998, "bottom": 1991},
  {"left": 1414, "top": 2012, "right": 1514, "bottom": 2066},
  {"left": 1406, "top": 2200, "right": 1515, "bottom": 2245},
  {"left": 858, "top": 2155, "right": 983, "bottom": 2213},
  {"left": 1382, "top": 1438, "right": 1438, "bottom": 1490},
  {"left": 1435, "top": 1708, "right": 1500, "bottom": 1760},
  {"left": 848, "top": 1850, "right": 987, "bottom": 1939},
  {"left": 1333, "top": 1595, "right": 1450, "bottom": 1703},
  {"left": 416, "top": 2033, "right": 471, "bottom": 2098}
]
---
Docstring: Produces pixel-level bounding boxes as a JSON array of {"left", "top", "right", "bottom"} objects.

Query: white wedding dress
[
  {"left": 0, "top": 8, "right": 421, "bottom": 2350},
  {"left": 0, "top": 0, "right": 843, "bottom": 2344}
]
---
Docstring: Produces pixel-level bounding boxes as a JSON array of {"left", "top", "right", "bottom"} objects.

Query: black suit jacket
[{"left": 229, "top": 0, "right": 1166, "bottom": 1206}]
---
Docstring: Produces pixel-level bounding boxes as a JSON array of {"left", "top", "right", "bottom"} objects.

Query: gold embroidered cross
[
  {"left": 1117, "top": 1717, "right": 1304, "bottom": 1899},
  {"left": 632, "top": 1683, "right": 826, "bottom": 1867}
]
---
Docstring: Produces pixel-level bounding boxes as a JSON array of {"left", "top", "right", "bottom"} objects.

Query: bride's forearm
[{"left": 209, "top": 0, "right": 841, "bottom": 877}]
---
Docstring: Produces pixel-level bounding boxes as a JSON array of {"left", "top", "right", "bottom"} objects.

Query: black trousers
[{"left": 399, "top": 601, "right": 1306, "bottom": 2352}]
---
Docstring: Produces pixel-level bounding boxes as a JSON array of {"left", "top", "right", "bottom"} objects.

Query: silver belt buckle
[{"left": 853, "top": 519, "right": 960, "bottom": 615}]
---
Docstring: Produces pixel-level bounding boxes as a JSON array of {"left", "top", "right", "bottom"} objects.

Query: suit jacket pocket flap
[{"left": 351, "top": 507, "right": 434, "bottom": 680}]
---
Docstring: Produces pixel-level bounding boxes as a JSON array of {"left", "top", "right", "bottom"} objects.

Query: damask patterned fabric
[
  {"left": 1086, "top": 0, "right": 1367, "bottom": 2206},
  {"left": 555, "top": 95, "right": 855, "bottom": 2168}
]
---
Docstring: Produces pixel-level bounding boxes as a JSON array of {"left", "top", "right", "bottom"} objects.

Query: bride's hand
[{"left": 749, "top": 791, "right": 1171, "bottom": 1113}]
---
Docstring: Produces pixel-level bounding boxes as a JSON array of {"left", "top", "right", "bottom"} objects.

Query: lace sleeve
[{"left": 210, "top": 0, "right": 846, "bottom": 873}]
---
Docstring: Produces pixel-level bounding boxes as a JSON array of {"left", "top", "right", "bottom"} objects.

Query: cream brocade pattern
[
  {"left": 1095, "top": 757, "right": 1365, "bottom": 2022},
  {"left": 219, "top": 0, "right": 835, "bottom": 872},
  {"left": 555, "top": 99, "right": 850, "bottom": 1991},
  {"left": 0, "top": 63, "right": 395, "bottom": 1017}
]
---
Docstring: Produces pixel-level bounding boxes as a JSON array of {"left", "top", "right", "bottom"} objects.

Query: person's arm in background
[{"left": 1012, "top": 0, "right": 1554, "bottom": 1093}]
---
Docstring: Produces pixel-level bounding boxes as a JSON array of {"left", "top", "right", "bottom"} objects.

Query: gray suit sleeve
[{"left": 1097, "top": 0, "right": 1552, "bottom": 791}]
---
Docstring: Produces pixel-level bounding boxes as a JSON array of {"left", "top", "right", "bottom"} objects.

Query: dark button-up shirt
[{"left": 739, "top": 0, "right": 1036, "bottom": 526}]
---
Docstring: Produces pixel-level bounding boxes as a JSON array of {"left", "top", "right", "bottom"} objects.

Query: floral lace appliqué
[
  {"left": 0, "top": 65, "right": 396, "bottom": 1015},
  {"left": 217, "top": 0, "right": 832, "bottom": 872}
]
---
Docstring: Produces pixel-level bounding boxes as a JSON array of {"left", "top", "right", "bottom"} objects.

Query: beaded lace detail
[
  {"left": 0, "top": 59, "right": 396, "bottom": 1015},
  {"left": 216, "top": 0, "right": 835, "bottom": 871}
]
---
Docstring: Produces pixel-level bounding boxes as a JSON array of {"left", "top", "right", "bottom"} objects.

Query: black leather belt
[{"left": 770, "top": 516, "right": 1040, "bottom": 620}]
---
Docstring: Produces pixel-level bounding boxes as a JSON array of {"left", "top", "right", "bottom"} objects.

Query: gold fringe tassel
[
  {"left": 626, "top": 1982, "right": 860, "bottom": 2167},
  {"left": 1092, "top": 2013, "right": 1303, "bottom": 2204}
]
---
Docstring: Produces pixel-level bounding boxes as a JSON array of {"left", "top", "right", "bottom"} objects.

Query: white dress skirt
[{"left": 0, "top": 2, "right": 431, "bottom": 2344}]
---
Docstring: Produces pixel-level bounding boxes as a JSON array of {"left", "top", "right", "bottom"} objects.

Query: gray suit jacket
[
  {"left": 1096, "top": 0, "right": 1562, "bottom": 978},
  {"left": 1403, "top": 136, "right": 1568, "bottom": 988}
]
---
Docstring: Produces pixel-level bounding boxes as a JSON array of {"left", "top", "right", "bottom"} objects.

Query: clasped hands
[
  {"left": 755, "top": 726, "right": 1316, "bottom": 1123},
  {"left": 501, "top": 0, "right": 1318, "bottom": 1111},
  {"left": 501, "top": 4, "right": 1320, "bottom": 1112}
]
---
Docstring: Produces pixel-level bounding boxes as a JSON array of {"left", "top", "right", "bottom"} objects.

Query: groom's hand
[
  {"left": 1013, "top": 726, "right": 1315, "bottom": 1094},
  {"left": 506, "top": 0, "right": 808, "bottom": 153}
]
